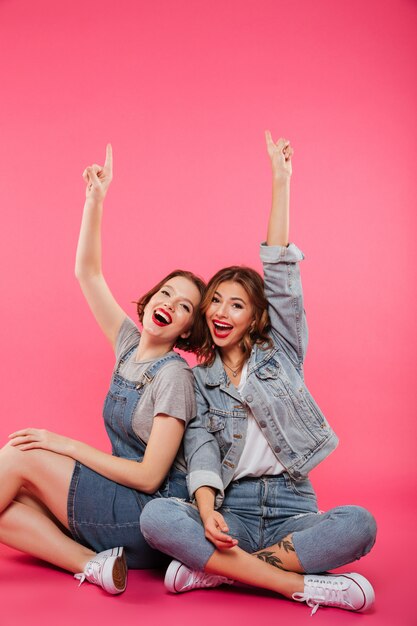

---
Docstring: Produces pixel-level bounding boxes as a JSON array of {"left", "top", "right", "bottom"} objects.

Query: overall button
[
  {"left": 259, "top": 421, "right": 267, "bottom": 428},
  {"left": 293, "top": 471, "right": 302, "bottom": 479},
  {"left": 245, "top": 395, "right": 253, "bottom": 403},
  {"left": 274, "top": 445, "right": 281, "bottom": 453}
]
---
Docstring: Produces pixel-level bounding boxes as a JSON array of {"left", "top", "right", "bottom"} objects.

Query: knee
[
  {"left": 339, "top": 505, "right": 377, "bottom": 557},
  {"left": 140, "top": 498, "right": 185, "bottom": 546},
  {"left": 0, "top": 445, "right": 25, "bottom": 476}
]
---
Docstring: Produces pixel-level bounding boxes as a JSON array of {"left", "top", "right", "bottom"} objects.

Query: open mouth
[
  {"left": 212, "top": 319, "right": 234, "bottom": 338},
  {"left": 152, "top": 308, "right": 172, "bottom": 327}
]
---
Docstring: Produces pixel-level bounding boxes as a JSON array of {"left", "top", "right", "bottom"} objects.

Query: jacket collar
[{"left": 203, "top": 341, "right": 278, "bottom": 387}]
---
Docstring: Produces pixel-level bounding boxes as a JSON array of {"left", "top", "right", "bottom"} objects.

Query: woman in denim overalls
[
  {"left": 0, "top": 146, "right": 204, "bottom": 594},
  {"left": 141, "top": 133, "right": 377, "bottom": 615}
]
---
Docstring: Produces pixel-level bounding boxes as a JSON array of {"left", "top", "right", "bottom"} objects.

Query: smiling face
[
  {"left": 141, "top": 276, "right": 202, "bottom": 347},
  {"left": 205, "top": 280, "right": 254, "bottom": 351}
]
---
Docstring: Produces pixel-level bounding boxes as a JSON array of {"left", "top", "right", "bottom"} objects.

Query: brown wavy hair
[
  {"left": 197, "top": 266, "right": 272, "bottom": 365},
  {"left": 136, "top": 270, "right": 206, "bottom": 353}
]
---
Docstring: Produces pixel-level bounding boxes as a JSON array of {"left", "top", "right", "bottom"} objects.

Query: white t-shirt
[{"left": 232, "top": 362, "right": 285, "bottom": 480}]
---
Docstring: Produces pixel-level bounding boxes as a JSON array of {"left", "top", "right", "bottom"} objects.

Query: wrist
[
  {"left": 66, "top": 438, "right": 79, "bottom": 458},
  {"left": 272, "top": 173, "right": 291, "bottom": 187},
  {"left": 199, "top": 506, "right": 214, "bottom": 523},
  {"left": 84, "top": 197, "right": 104, "bottom": 210}
]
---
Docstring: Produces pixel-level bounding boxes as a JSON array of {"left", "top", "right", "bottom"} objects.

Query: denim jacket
[{"left": 185, "top": 243, "right": 339, "bottom": 508}]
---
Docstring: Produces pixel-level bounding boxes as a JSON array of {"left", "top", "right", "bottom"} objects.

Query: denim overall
[{"left": 68, "top": 343, "right": 189, "bottom": 568}]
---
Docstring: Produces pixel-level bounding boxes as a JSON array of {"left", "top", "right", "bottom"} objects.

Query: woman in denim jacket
[{"left": 141, "top": 133, "right": 377, "bottom": 615}]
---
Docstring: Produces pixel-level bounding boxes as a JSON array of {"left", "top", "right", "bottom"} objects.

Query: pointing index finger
[
  {"left": 265, "top": 130, "right": 274, "bottom": 148},
  {"left": 104, "top": 143, "right": 113, "bottom": 172}
]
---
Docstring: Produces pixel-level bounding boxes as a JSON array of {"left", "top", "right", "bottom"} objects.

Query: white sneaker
[
  {"left": 292, "top": 572, "right": 375, "bottom": 615},
  {"left": 164, "top": 559, "right": 234, "bottom": 593},
  {"left": 74, "top": 547, "right": 127, "bottom": 594}
]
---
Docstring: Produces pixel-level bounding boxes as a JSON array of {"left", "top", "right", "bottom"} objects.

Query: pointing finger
[
  {"left": 104, "top": 143, "right": 113, "bottom": 172},
  {"left": 265, "top": 130, "right": 274, "bottom": 149}
]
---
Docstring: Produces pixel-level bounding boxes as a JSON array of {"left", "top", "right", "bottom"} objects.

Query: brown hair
[
  {"left": 197, "top": 266, "right": 272, "bottom": 365},
  {"left": 136, "top": 270, "right": 206, "bottom": 353}
]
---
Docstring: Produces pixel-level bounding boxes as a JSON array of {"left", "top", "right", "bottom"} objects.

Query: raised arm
[
  {"left": 262, "top": 132, "right": 308, "bottom": 364},
  {"left": 75, "top": 144, "right": 126, "bottom": 349},
  {"left": 264, "top": 131, "right": 293, "bottom": 246}
]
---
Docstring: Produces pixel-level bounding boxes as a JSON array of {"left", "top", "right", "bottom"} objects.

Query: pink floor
[{"left": 1, "top": 486, "right": 414, "bottom": 626}]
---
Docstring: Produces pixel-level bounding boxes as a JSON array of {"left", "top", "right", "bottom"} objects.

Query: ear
[{"left": 180, "top": 329, "right": 191, "bottom": 339}]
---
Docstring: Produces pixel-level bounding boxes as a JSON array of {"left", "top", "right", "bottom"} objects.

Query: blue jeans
[{"left": 140, "top": 474, "right": 376, "bottom": 572}]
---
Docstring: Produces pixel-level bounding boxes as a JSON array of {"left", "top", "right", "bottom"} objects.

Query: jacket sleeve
[
  {"left": 260, "top": 242, "right": 308, "bottom": 365},
  {"left": 184, "top": 380, "right": 225, "bottom": 507}
]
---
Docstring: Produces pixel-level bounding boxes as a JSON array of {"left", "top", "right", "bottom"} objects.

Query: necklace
[{"left": 221, "top": 359, "right": 243, "bottom": 378}]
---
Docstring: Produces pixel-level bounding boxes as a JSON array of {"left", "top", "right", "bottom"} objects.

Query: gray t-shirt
[{"left": 115, "top": 317, "right": 196, "bottom": 472}]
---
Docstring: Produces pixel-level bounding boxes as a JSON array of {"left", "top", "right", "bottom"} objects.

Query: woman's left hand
[
  {"left": 265, "top": 131, "right": 294, "bottom": 181},
  {"left": 8, "top": 428, "right": 75, "bottom": 456}
]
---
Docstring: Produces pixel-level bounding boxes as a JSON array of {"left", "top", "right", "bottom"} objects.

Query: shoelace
[
  {"left": 186, "top": 570, "right": 231, "bottom": 589},
  {"left": 294, "top": 583, "right": 354, "bottom": 616},
  {"left": 74, "top": 559, "right": 101, "bottom": 587}
]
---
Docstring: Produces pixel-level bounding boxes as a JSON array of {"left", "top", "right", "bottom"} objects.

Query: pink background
[{"left": 0, "top": 1, "right": 415, "bottom": 624}]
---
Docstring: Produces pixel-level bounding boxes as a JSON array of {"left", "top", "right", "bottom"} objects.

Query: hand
[
  {"left": 265, "top": 131, "right": 294, "bottom": 181},
  {"left": 202, "top": 510, "right": 238, "bottom": 550},
  {"left": 82, "top": 143, "right": 113, "bottom": 203},
  {"left": 8, "top": 428, "right": 75, "bottom": 456}
]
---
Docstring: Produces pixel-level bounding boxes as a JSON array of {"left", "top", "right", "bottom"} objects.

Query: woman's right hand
[
  {"left": 82, "top": 143, "right": 113, "bottom": 203},
  {"left": 202, "top": 510, "right": 238, "bottom": 550}
]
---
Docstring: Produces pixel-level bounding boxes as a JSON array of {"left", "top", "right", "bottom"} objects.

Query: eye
[
  {"left": 181, "top": 304, "right": 191, "bottom": 313},
  {"left": 211, "top": 296, "right": 220, "bottom": 303},
  {"left": 233, "top": 303, "right": 243, "bottom": 309},
  {"left": 161, "top": 289, "right": 170, "bottom": 296}
]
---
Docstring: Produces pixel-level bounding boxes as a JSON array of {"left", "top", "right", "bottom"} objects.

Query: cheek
[
  {"left": 205, "top": 305, "right": 215, "bottom": 320},
  {"left": 233, "top": 311, "right": 252, "bottom": 329}
]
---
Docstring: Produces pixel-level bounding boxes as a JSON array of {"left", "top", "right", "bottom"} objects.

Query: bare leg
[
  {"left": 0, "top": 500, "right": 95, "bottom": 572},
  {"left": 253, "top": 534, "right": 304, "bottom": 573},
  {"left": 0, "top": 445, "right": 75, "bottom": 525},
  {"left": 205, "top": 544, "right": 304, "bottom": 598},
  {"left": 0, "top": 445, "right": 95, "bottom": 572}
]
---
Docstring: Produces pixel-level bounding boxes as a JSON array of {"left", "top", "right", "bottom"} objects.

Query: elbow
[
  {"left": 74, "top": 260, "right": 88, "bottom": 282},
  {"left": 74, "top": 264, "right": 100, "bottom": 284},
  {"left": 138, "top": 475, "right": 166, "bottom": 495}
]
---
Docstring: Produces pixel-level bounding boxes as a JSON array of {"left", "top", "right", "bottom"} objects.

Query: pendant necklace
[{"left": 222, "top": 359, "right": 243, "bottom": 378}]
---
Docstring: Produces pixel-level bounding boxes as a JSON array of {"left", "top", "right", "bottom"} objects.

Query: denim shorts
[{"left": 68, "top": 461, "right": 188, "bottom": 568}]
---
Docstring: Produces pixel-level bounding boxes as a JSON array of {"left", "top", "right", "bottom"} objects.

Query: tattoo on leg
[
  {"left": 255, "top": 551, "right": 284, "bottom": 570},
  {"left": 276, "top": 538, "right": 295, "bottom": 553}
]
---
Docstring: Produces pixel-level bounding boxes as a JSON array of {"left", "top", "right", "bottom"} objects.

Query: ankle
[{"left": 282, "top": 572, "right": 305, "bottom": 599}]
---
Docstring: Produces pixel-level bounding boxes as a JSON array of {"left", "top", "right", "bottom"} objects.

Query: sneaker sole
[
  {"left": 164, "top": 559, "right": 184, "bottom": 593},
  {"left": 112, "top": 547, "right": 127, "bottom": 593}
]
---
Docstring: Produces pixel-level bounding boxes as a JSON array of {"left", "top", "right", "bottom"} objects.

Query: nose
[
  {"left": 216, "top": 302, "right": 227, "bottom": 317},
  {"left": 163, "top": 299, "right": 174, "bottom": 311}
]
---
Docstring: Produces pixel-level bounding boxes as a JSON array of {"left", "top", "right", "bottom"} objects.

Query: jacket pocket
[
  {"left": 255, "top": 361, "right": 286, "bottom": 397},
  {"left": 206, "top": 411, "right": 229, "bottom": 453},
  {"left": 206, "top": 412, "right": 226, "bottom": 432}
]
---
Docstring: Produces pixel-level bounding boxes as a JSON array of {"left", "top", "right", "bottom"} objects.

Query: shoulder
[
  {"left": 192, "top": 362, "right": 209, "bottom": 384},
  {"left": 154, "top": 356, "right": 194, "bottom": 388},
  {"left": 115, "top": 317, "right": 140, "bottom": 359}
]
